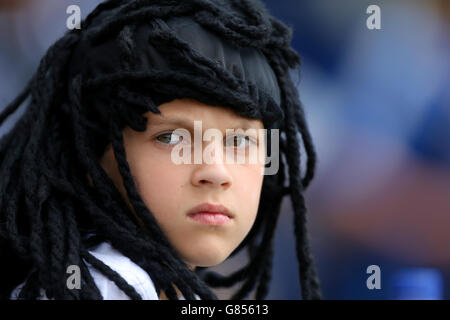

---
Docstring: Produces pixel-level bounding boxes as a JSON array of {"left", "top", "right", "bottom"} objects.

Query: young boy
[{"left": 0, "top": 0, "right": 321, "bottom": 300}]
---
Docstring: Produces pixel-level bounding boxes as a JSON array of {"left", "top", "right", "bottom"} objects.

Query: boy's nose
[{"left": 191, "top": 162, "right": 232, "bottom": 189}]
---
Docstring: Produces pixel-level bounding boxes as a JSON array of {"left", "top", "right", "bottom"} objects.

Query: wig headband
[{"left": 67, "top": 4, "right": 285, "bottom": 138}]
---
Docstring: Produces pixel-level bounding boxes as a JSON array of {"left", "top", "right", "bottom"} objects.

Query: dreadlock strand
[
  {"left": 16, "top": 269, "right": 41, "bottom": 300},
  {"left": 61, "top": 200, "right": 82, "bottom": 299},
  {"left": 282, "top": 91, "right": 321, "bottom": 300},
  {"left": 87, "top": 4, "right": 197, "bottom": 44},
  {"left": 23, "top": 183, "right": 50, "bottom": 298},
  {"left": 0, "top": 77, "right": 32, "bottom": 125},
  {"left": 81, "top": 249, "right": 143, "bottom": 300},
  {"left": 117, "top": 24, "right": 137, "bottom": 71},
  {"left": 78, "top": 257, "right": 103, "bottom": 299},
  {"left": 108, "top": 117, "right": 218, "bottom": 300},
  {"left": 293, "top": 100, "right": 317, "bottom": 189},
  {"left": 45, "top": 198, "right": 67, "bottom": 299},
  {"left": 3, "top": 169, "right": 29, "bottom": 258},
  {"left": 229, "top": 184, "right": 282, "bottom": 299},
  {"left": 99, "top": 0, "right": 183, "bottom": 26},
  {"left": 146, "top": 18, "right": 239, "bottom": 88},
  {"left": 203, "top": 207, "right": 278, "bottom": 292},
  {"left": 109, "top": 116, "right": 174, "bottom": 248},
  {"left": 83, "top": 0, "right": 126, "bottom": 28},
  {"left": 254, "top": 238, "right": 274, "bottom": 299}
]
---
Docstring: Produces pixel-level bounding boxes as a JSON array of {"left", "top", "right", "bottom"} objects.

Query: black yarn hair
[{"left": 0, "top": 0, "right": 321, "bottom": 300}]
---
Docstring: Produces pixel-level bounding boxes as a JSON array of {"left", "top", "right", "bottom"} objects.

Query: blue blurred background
[{"left": 1, "top": 0, "right": 449, "bottom": 299}]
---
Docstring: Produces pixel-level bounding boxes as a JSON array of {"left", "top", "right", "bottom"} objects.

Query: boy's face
[{"left": 99, "top": 98, "right": 265, "bottom": 268}]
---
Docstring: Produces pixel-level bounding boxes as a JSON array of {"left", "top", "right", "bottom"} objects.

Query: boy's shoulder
[
  {"left": 85, "top": 241, "right": 160, "bottom": 300},
  {"left": 10, "top": 241, "right": 160, "bottom": 300}
]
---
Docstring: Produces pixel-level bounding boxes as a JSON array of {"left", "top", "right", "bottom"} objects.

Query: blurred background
[{"left": 1, "top": 0, "right": 449, "bottom": 299}]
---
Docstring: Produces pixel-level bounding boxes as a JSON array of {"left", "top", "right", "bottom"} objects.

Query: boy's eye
[
  {"left": 156, "top": 131, "right": 183, "bottom": 145},
  {"left": 155, "top": 132, "right": 256, "bottom": 148},
  {"left": 225, "top": 135, "right": 256, "bottom": 148}
]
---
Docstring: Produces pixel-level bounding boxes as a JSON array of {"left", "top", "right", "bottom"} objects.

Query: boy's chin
[{"left": 184, "top": 255, "right": 230, "bottom": 269}]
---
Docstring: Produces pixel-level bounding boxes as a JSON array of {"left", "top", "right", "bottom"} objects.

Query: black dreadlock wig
[{"left": 0, "top": 0, "right": 321, "bottom": 300}]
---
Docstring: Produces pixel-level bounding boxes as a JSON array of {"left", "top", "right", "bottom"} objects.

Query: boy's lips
[{"left": 187, "top": 203, "right": 234, "bottom": 225}]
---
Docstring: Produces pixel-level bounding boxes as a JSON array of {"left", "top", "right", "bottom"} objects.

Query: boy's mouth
[{"left": 187, "top": 202, "right": 234, "bottom": 225}]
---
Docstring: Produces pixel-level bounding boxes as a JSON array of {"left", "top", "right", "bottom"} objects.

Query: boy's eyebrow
[
  {"left": 147, "top": 115, "right": 258, "bottom": 129},
  {"left": 147, "top": 116, "right": 195, "bottom": 127}
]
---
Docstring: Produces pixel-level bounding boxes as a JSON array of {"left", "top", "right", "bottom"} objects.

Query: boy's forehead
[{"left": 145, "top": 98, "right": 263, "bottom": 129}]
